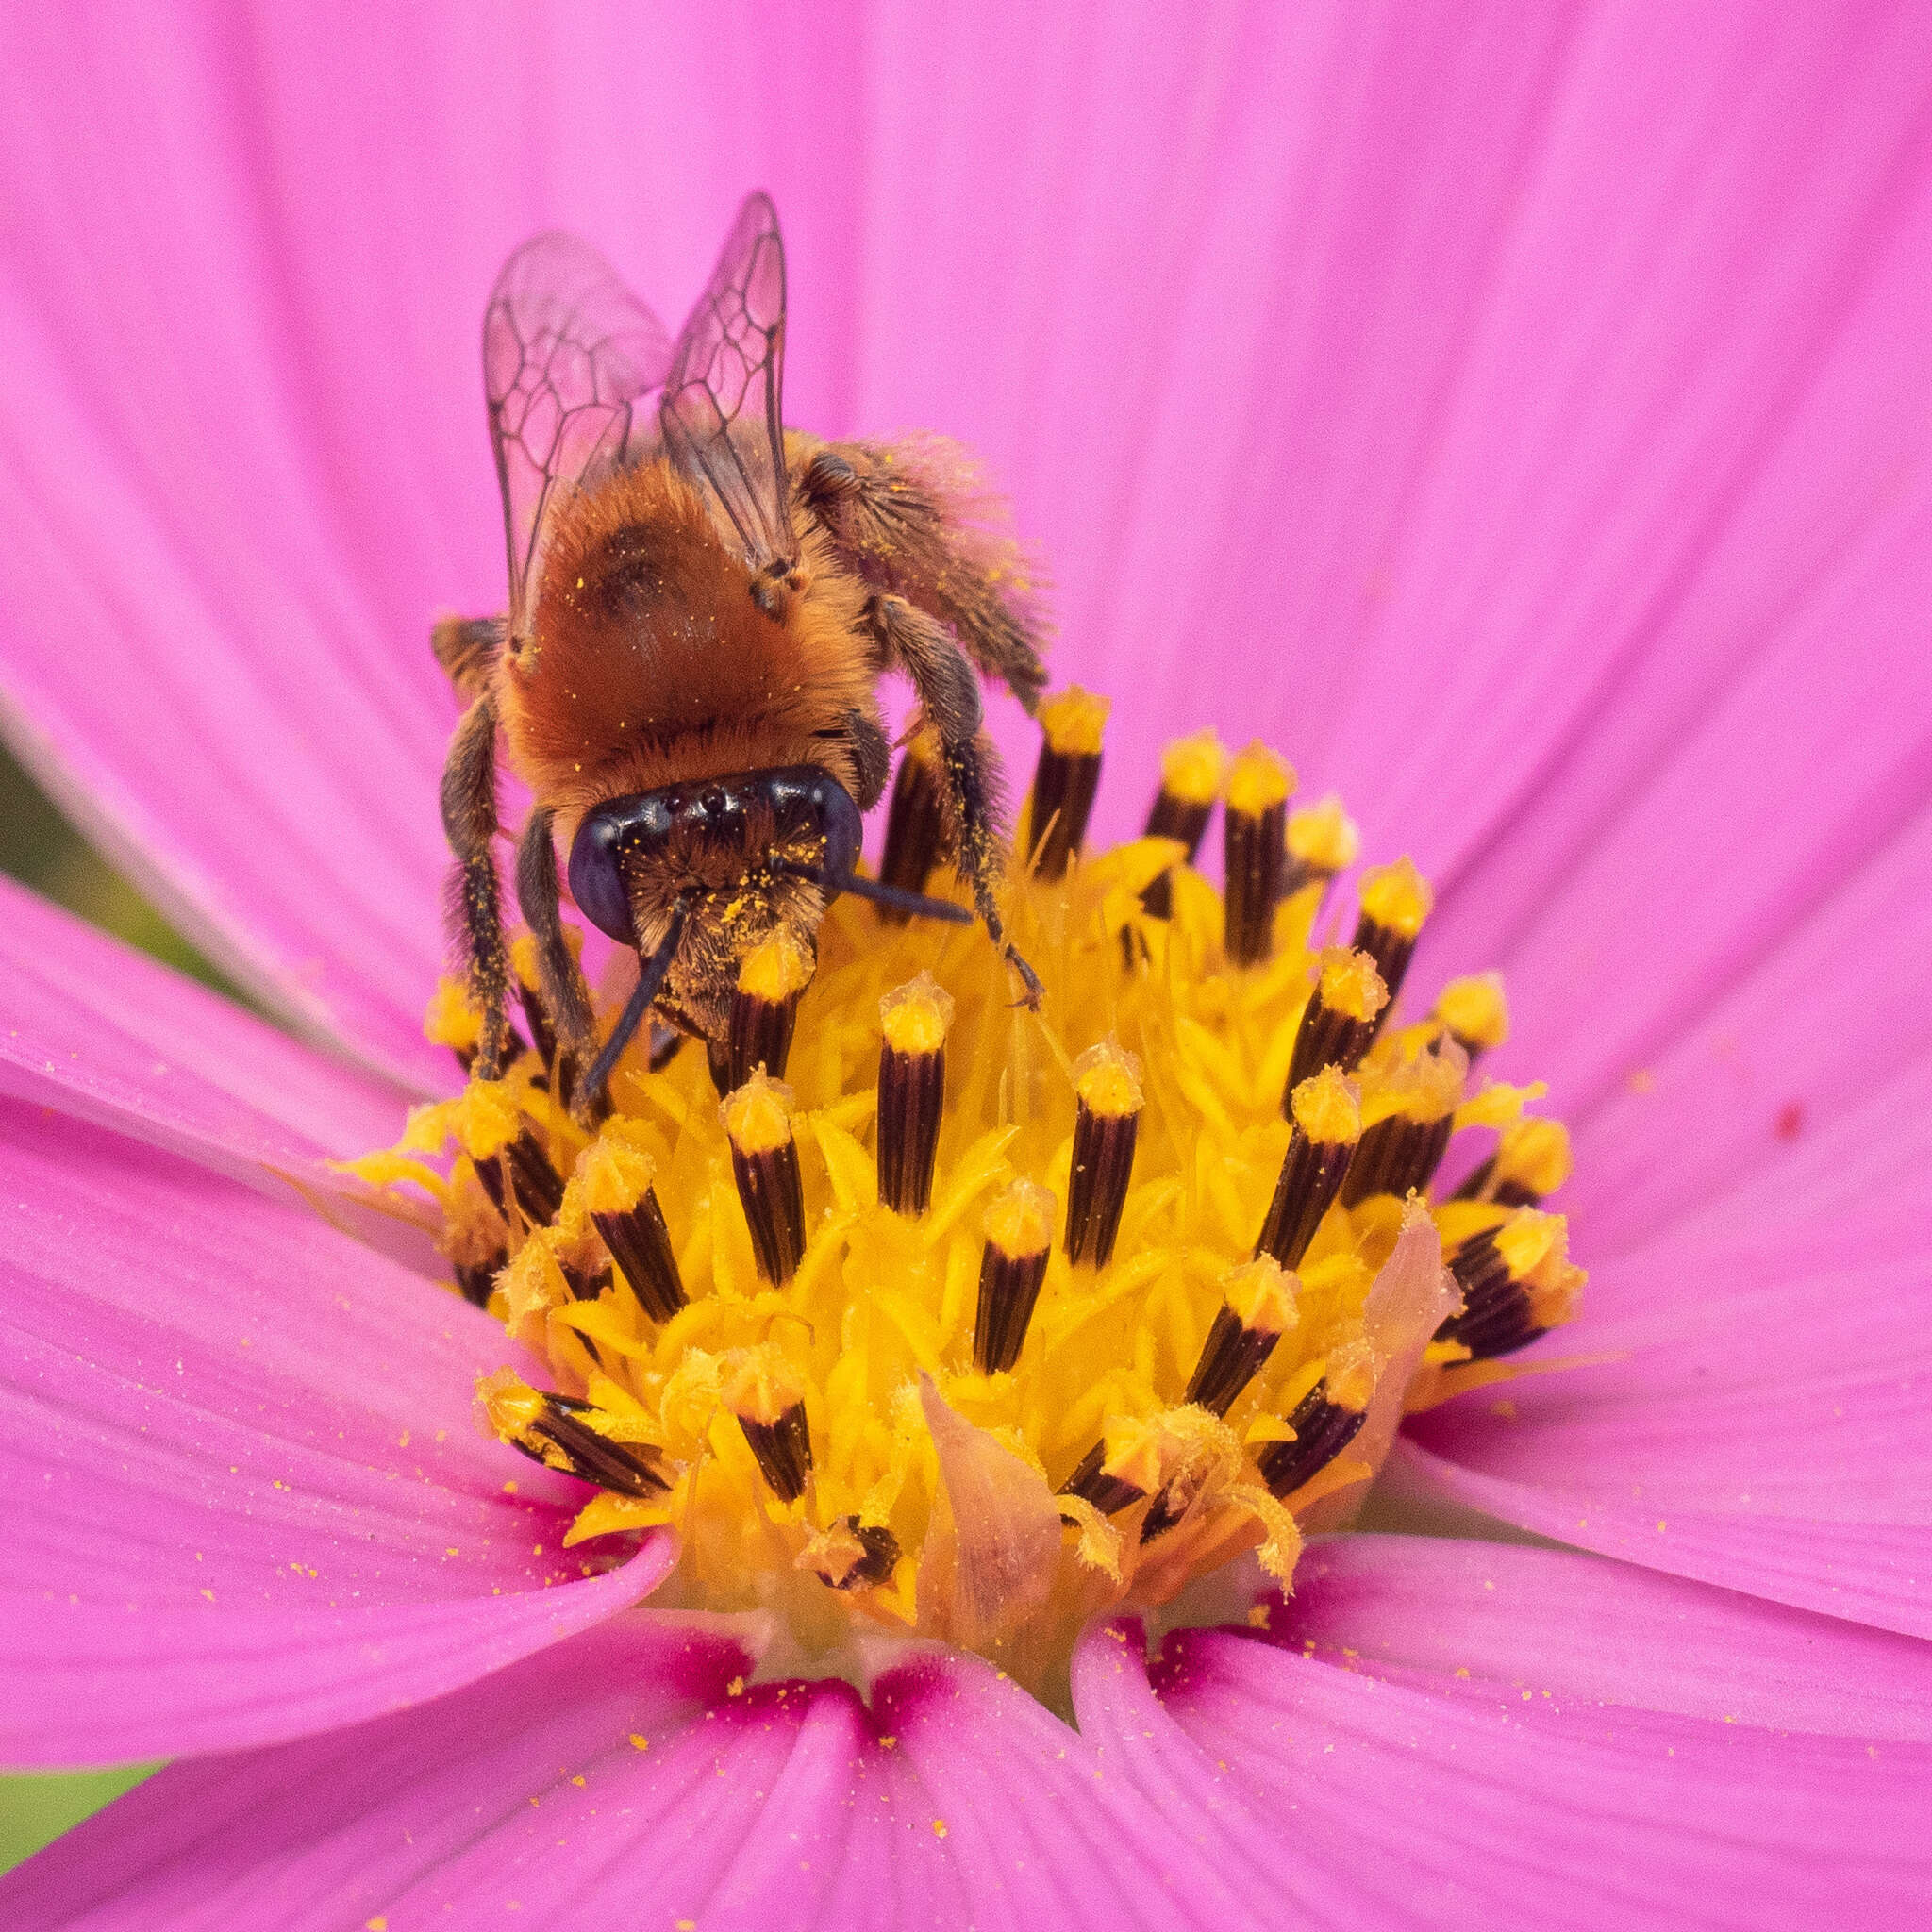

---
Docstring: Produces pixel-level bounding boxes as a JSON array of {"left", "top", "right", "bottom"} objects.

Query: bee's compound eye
[{"left": 567, "top": 808, "right": 637, "bottom": 945}]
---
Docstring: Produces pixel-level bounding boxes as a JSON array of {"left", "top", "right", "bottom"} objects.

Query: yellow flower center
[{"left": 352, "top": 695, "right": 1583, "bottom": 1707}]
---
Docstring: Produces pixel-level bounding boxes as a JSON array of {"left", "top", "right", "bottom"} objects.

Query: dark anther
[
  {"left": 724, "top": 1074, "right": 808, "bottom": 1286},
  {"left": 973, "top": 1179, "right": 1055, "bottom": 1374},
  {"left": 1223, "top": 742, "right": 1293, "bottom": 968},
  {"left": 738, "top": 1400, "right": 813, "bottom": 1504},
  {"left": 1284, "top": 949, "right": 1389, "bottom": 1097},
  {"left": 877, "top": 740, "right": 948, "bottom": 917},
  {"left": 724, "top": 932, "right": 811, "bottom": 1091},
  {"left": 1339, "top": 1111, "right": 1456, "bottom": 1208},
  {"left": 806, "top": 1516, "right": 901, "bottom": 1591},
  {"left": 510, "top": 1392, "right": 669, "bottom": 1500},
  {"left": 1350, "top": 858, "right": 1433, "bottom": 1040},
  {"left": 1058, "top": 1440, "right": 1148, "bottom": 1516},
  {"left": 1255, "top": 1378, "right": 1369, "bottom": 1501},
  {"left": 877, "top": 975, "right": 951, "bottom": 1217},
  {"left": 598, "top": 1198, "right": 685, "bottom": 1324},
  {"left": 474, "top": 1124, "right": 567, "bottom": 1229},
  {"left": 1064, "top": 1041, "right": 1141, "bottom": 1269},
  {"left": 1184, "top": 1258, "right": 1296, "bottom": 1417},
  {"left": 454, "top": 1257, "right": 502, "bottom": 1308},
  {"left": 1025, "top": 688, "right": 1109, "bottom": 881},
  {"left": 1139, "top": 730, "right": 1224, "bottom": 920},
  {"left": 1256, "top": 1068, "right": 1362, "bottom": 1270}
]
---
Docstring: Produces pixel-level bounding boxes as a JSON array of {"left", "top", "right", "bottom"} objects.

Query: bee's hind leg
[
  {"left": 515, "top": 805, "right": 601, "bottom": 1120},
  {"left": 864, "top": 592, "right": 1042, "bottom": 1009},
  {"left": 441, "top": 693, "right": 518, "bottom": 1076}
]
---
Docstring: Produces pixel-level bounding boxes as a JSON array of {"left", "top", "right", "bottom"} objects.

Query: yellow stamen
[{"left": 367, "top": 690, "right": 1585, "bottom": 1707}]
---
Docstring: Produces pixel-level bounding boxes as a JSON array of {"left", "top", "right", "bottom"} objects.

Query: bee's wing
[
  {"left": 484, "top": 233, "right": 673, "bottom": 626},
  {"left": 659, "top": 192, "right": 796, "bottom": 575}
]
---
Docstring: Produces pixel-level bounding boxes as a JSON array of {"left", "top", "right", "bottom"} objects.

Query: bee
[{"left": 434, "top": 193, "right": 1048, "bottom": 1118}]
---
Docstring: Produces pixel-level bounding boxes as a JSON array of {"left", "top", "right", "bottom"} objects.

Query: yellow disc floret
[{"left": 372, "top": 691, "right": 1584, "bottom": 1708}]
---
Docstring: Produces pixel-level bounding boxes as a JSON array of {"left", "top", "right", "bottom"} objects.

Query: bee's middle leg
[
  {"left": 865, "top": 593, "right": 1042, "bottom": 1008},
  {"left": 441, "top": 692, "right": 518, "bottom": 1076},
  {"left": 515, "top": 805, "right": 599, "bottom": 1114}
]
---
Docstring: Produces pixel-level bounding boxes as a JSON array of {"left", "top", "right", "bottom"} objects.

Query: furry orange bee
[{"left": 434, "top": 193, "right": 1048, "bottom": 1117}]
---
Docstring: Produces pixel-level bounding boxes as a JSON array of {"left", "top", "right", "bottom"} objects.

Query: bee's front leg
[
  {"left": 515, "top": 805, "right": 601, "bottom": 1118},
  {"left": 864, "top": 593, "right": 1042, "bottom": 1009}
]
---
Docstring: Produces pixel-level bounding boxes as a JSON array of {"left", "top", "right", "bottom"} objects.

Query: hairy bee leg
[
  {"left": 514, "top": 805, "right": 600, "bottom": 1112},
  {"left": 441, "top": 693, "right": 516, "bottom": 1076},
  {"left": 799, "top": 441, "right": 1049, "bottom": 716},
  {"left": 866, "top": 593, "right": 1042, "bottom": 1008},
  {"left": 431, "top": 613, "right": 505, "bottom": 701}
]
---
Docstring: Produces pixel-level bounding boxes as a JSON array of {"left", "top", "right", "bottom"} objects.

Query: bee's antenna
[
  {"left": 580, "top": 899, "right": 691, "bottom": 1113},
  {"left": 772, "top": 859, "right": 973, "bottom": 926}
]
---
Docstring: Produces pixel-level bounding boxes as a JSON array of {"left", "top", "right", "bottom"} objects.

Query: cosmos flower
[{"left": 3, "top": 4, "right": 1932, "bottom": 1926}]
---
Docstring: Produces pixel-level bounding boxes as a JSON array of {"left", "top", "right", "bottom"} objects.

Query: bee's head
[{"left": 568, "top": 765, "right": 861, "bottom": 949}]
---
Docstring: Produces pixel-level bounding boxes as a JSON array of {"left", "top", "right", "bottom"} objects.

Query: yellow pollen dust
[
  {"left": 1159, "top": 728, "right": 1229, "bottom": 806},
  {"left": 1434, "top": 971, "right": 1509, "bottom": 1051},
  {"left": 1358, "top": 856, "right": 1435, "bottom": 937},
  {"left": 1496, "top": 1116, "right": 1574, "bottom": 1197},
  {"left": 365, "top": 702, "right": 1586, "bottom": 1707},
  {"left": 1073, "top": 1038, "right": 1143, "bottom": 1117},
  {"left": 740, "top": 929, "right": 814, "bottom": 1003},
  {"left": 1317, "top": 946, "right": 1390, "bottom": 1024},
  {"left": 1290, "top": 1065, "right": 1362, "bottom": 1146},
  {"left": 578, "top": 1118, "right": 658, "bottom": 1216},
  {"left": 880, "top": 972, "right": 954, "bottom": 1055},
  {"left": 1224, "top": 1256, "right": 1298, "bottom": 1337},
  {"left": 1286, "top": 794, "right": 1360, "bottom": 873},
  {"left": 983, "top": 1176, "right": 1054, "bottom": 1257},
  {"left": 722, "top": 1069, "right": 795, "bottom": 1155},
  {"left": 1225, "top": 740, "right": 1296, "bottom": 817},
  {"left": 1037, "top": 684, "right": 1111, "bottom": 757}
]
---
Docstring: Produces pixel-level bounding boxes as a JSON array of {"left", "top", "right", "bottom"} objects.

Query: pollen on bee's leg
[
  {"left": 1352, "top": 858, "right": 1434, "bottom": 1035},
  {"left": 1454, "top": 1114, "right": 1573, "bottom": 1208},
  {"left": 877, "top": 973, "right": 954, "bottom": 1216},
  {"left": 1139, "top": 728, "right": 1227, "bottom": 920},
  {"left": 1431, "top": 972, "right": 1508, "bottom": 1066},
  {"left": 1281, "top": 793, "right": 1360, "bottom": 902},
  {"left": 1065, "top": 1040, "right": 1142, "bottom": 1269},
  {"left": 724, "top": 1350, "right": 813, "bottom": 1503},
  {"left": 1436, "top": 1209, "right": 1584, "bottom": 1359},
  {"left": 1257, "top": 1067, "right": 1362, "bottom": 1269},
  {"left": 1285, "top": 947, "right": 1390, "bottom": 1096},
  {"left": 723, "top": 1071, "right": 808, "bottom": 1285},
  {"left": 1339, "top": 1042, "right": 1466, "bottom": 1208},
  {"left": 1255, "top": 1344, "right": 1377, "bottom": 1500},
  {"left": 799, "top": 1515, "right": 900, "bottom": 1591},
  {"left": 877, "top": 737, "right": 947, "bottom": 917},
  {"left": 477, "top": 1370, "right": 668, "bottom": 1499},
  {"left": 1223, "top": 741, "right": 1295, "bottom": 967},
  {"left": 724, "top": 931, "right": 813, "bottom": 1091},
  {"left": 577, "top": 1122, "right": 686, "bottom": 1323},
  {"left": 973, "top": 1178, "right": 1055, "bottom": 1374},
  {"left": 1025, "top": 686, "right": 1110, "bottom": 881},
  {"left": 1184, "top": 1256, "right": 1299, "bottom": 1416}
]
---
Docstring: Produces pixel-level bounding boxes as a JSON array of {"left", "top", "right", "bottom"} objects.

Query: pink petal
[
  {"left": 0, "top": 1614, "right": 1240, "bottom": 1930},
  {"left": 0, "top": 874, "right": 435, "bottom": 1274},
  {"left": 1074, "top": 1540, "right": 1932, "bottom": 1926},
  {"left": 1405, "top": 1048, "right": 1932, "bottom": 1636},
  {"left": 0, "top": 1101, "right": 668, "bottom": 1765}
]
